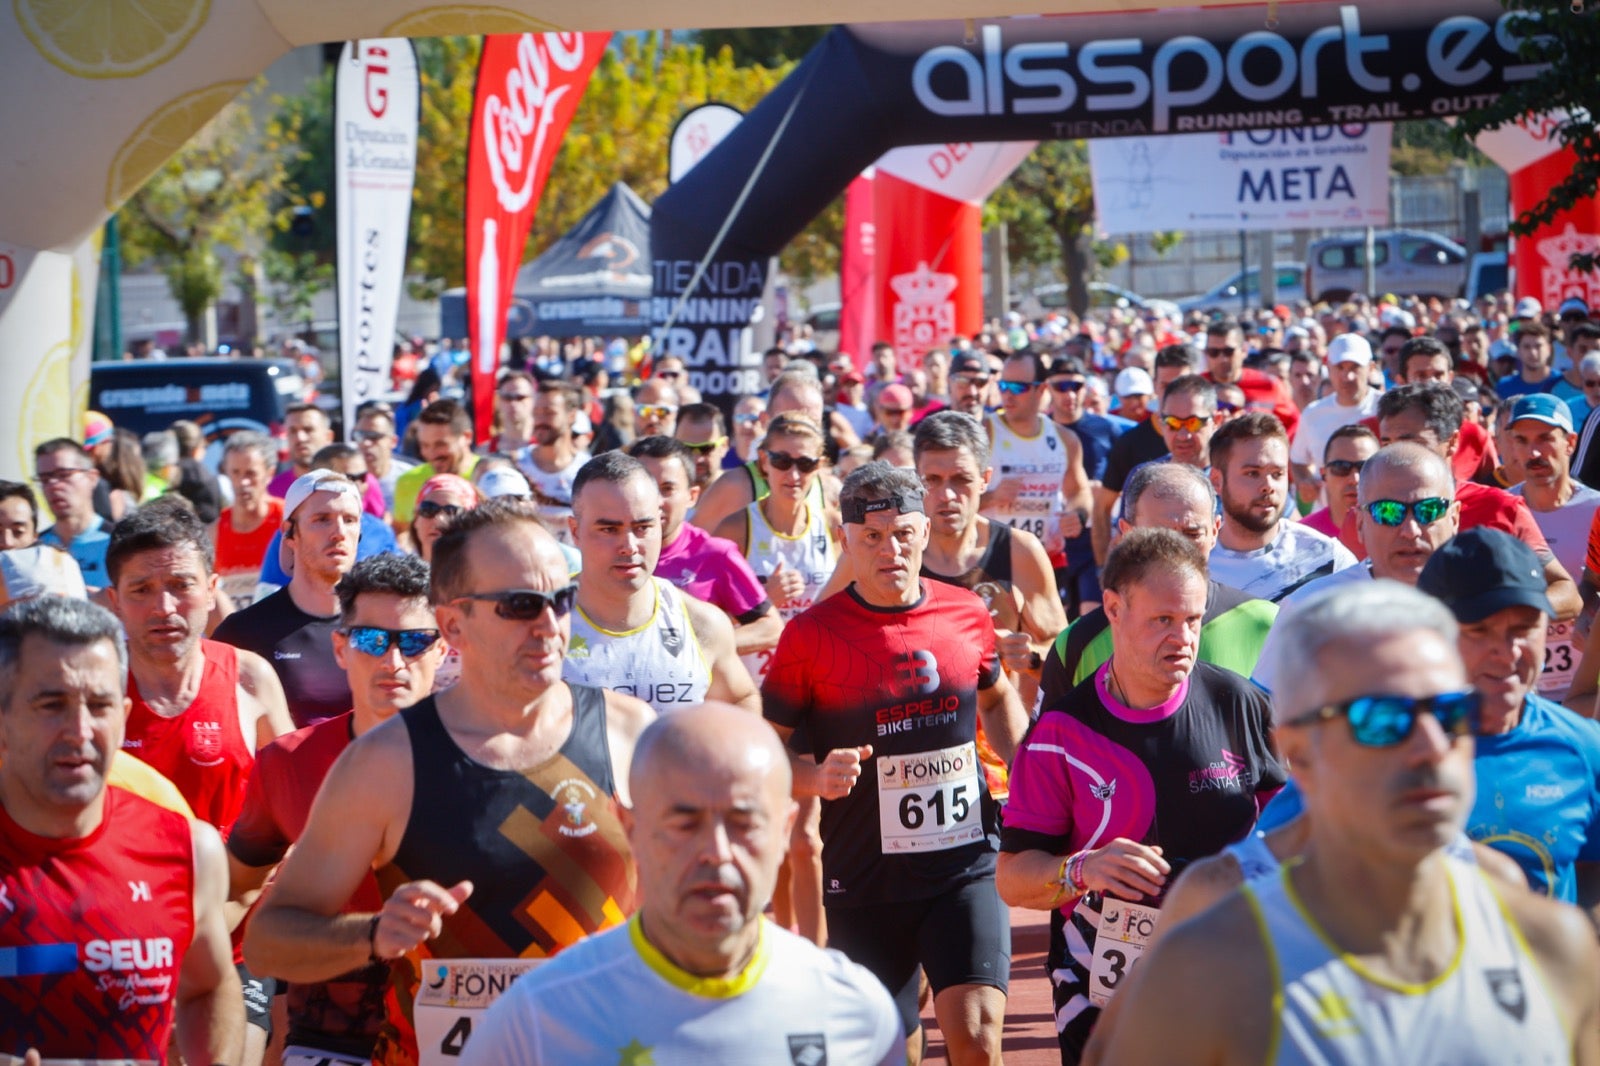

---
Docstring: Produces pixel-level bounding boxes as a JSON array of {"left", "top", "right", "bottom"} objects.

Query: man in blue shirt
[
  {"left": 34, "top": 438, "right": 112, "bottom": 590},
  {"left": 1498, "top": 321, "right": 1562, "bottom": 400},
  {"left": 1417, "top": 528, "right": 1600, "bottom": 904}
]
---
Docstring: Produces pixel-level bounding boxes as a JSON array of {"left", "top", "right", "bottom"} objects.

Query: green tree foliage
[
  {"left": 986, "top": 142, "right": 1102, "bottom": 317},
  {"left": 694, "top": 26, "right": 829, "bottom": 67},
  {"left": 1451, "top": 2, "right": 1600, "bottom": 270},
  {"left": 115, "top": 81, "right": 297, "bottom": 341}
]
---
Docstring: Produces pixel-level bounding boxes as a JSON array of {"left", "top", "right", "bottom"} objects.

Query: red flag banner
[{"left": 465, "top": 31, "right": 609, "bottom": 440}]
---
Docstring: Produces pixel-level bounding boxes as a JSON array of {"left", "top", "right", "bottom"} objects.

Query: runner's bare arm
[
  {"left": 1547, "top": 557, "right": 1582, "bottom": 623},
  {"left": 1091, "top": 485, "right": 1119, "bottom": 566},
  {"left": 1009, "top": 526, "right": 1069, "bottom": 674},
  {"left": 227, "top": 849, "right": 272, "bottom": 902},
  {"left": 690, "top": 468, "right": 756, "bottom": 532},
  {"left": 732, "top": 607, "right": 784, "bottom": 657},
  {"left": 975, "top": 670, "right": 1028, "bottom": 765},
  {"left": 1058, "top": 425, "right": 1093, "bottom": 538},
  {"left": 245, "top": 720, "right": 423, "bottom": 982},
  {"left": 601, "top": 688, "right": 656, "bottom": 808},
  {"left": 235, "top": 648, "right": 294, "bottom": 752},
  {"left": 767, "top": 720, "right": 869, "bottom": 800},
  {"left": 685, "top": 594, "right": 761, "bottom": 714},
  {"left": 177, "top": 820, "right": 246, "bottom": 1066},
  {"left": 1500, "top": 888, "right": 1600, "bottom": 1065},
  {"left": 1565, "top": 614, "right": 1600, "bottom": 718}
]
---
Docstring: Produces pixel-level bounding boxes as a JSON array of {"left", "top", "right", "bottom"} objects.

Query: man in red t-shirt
[
  {"left": 0, "top": 596, "right": 242, "bottom": 1063},
  {"left": 218, "top": 432, "right": 285, "bottom": 608},
  {"left": 229, "top": 554, "right": 445, "bottom": 1063},
  {"left": 105, "top": 500, "right": 294, "bottom": 1062},
  {"left": 1202, "top": 318, "right": 1299, "bottom": 439}
]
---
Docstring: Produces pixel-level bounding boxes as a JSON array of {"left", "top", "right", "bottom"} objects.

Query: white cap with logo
[
  {"left": 1326, "top": 334, "right": 1374, "bottom": 367},
  {"left": 282, "top": 469, "right": 362, "bottom": 522}
]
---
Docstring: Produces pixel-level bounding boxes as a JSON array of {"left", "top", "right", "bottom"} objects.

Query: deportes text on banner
[{"left": 335, "top": 39, "right": 419, "bottom": 438}]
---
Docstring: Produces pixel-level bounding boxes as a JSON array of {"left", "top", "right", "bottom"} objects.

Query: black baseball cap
[
  {"left": 950, "top": 352, "right": 987, "bottom": 375},
  {"left": 1417, "top": 528, "right": 1552, "bottom": 623}
]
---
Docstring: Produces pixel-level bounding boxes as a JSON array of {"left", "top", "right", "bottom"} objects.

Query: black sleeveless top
[
  {"left": 376, "top": 683, "right": 635, "bottom": 959},
  {"left": 922, "top": 521, "right": 1017, "bottom": 626}
]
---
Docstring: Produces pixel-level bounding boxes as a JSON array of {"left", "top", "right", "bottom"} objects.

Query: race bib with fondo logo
[
  {"left": 1088, "top": 898, "right": 1160, "bottom": 1007},
  {"left": 413, "top": 957, "right": 543, "bottom": 1064},
  {"left": 876, "top": 741, "right": 984, "bottom": 854}
]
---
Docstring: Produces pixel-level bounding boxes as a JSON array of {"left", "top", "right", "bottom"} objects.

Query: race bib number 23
[
  {"left": 877, "top": 741, "right": 983, "bottom": 854},
  {"left": 414, "top": 957, "right": 542, "bottom": 1063}
]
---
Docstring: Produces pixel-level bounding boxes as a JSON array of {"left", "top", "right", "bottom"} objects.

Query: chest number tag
[
  {"left": 414, "top": 957, "right": 542, "bottom": 1063},
  {"left": 877, "top": 742, "right": 983, "bottom": 854},
  {"left": 1088, "top": 900, "right": 1160, "bottom": 1007},
  {"left": 1539, "top": 620, "right": 1577, "bottom": 697}
]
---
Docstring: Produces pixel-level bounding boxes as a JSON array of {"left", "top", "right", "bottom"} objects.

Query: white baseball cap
[
  {"left": 477, "top": 466, "right": 532, "bottom": 499},
  {"left": 1113, "top": 367, "right": 1154, "bottom": 397},
  {"left": 1515, "top": 296, "right": 1543, "bottom": 319},
  {"left": 282, "top": 469, "right": 362, "bottom": 521},
  {"left": 1326, "top": 334, "right": 1374, "bottom": 367}
]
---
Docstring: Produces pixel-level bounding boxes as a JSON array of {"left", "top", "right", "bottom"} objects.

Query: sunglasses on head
[
  {"left": 1291, "top": 690, "right": 1480, "bottom": 747},
  {"left": 417, "top": 501, "right": 465, "bottom": 521},
  {"left": 1161, "top": 414, "right": 1209, "bottom": 434},
  {"left": 452, "top": 584, "right": 578, "bottom": 620},
  {"left": 996, "top": 380, "right": 1037, "bottom": 397},
  {"left": 1364, "top": 497, "right": 1450, "bottom": 527},
  {"left": 682, "top": 437, "right": 728, "bottom": 453},
  {"left": 1324, "top": 458, "right": 1367, "bottom": 477},
  {"left": 765, "top": 449, "right": 822, "bottom": 473},
  {"left": 639, "top": 404, "right": 678, "bottom": 420},
  {"left": 1049, "top": 379, "right": 1087, "bottom": 393},
  {"left": 340, "top": 626, "right": 442, "bottom": 659}
]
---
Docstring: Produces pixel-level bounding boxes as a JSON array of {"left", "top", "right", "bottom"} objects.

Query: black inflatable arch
[{"left": 651, "top": 0, "right": 1541, "bottom": 406}]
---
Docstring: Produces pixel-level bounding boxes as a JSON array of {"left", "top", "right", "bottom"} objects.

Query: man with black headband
[{"left": 763, "top": 461, "right": 1029, "bottom": 1065}]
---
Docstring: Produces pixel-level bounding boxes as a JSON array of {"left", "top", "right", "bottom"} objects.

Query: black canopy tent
[{"left": 441, "top": 181, "right": 653, "bottom": 340}]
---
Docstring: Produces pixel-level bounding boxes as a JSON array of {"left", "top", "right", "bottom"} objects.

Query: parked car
[
  {"left": 1465, "top": 251, "right": 1509, "bottom": 303},
  {"left": 1176, "top": 263, "right": 1308, "bottom": 315},
  {"left": 89, "top": 357, "right": 307, "bottom": 469},
  {"left": 1017, "top": 282, "right": 1181, "bottom": 321},
  {"left": 1305, "top": 229, "right": 1468, "bottom": 303}
]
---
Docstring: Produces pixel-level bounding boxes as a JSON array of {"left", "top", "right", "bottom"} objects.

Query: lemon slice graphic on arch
[
  {"left": 105, "top": 81, "right": 248, "bottom": 211},
  {"left": 384, "top": 4, "right": 557, "bottom": 36},
  {"left": 17, "top": 341, "right": 74, "bottom": 470},
  {"left": 15, "top": 0, "right": 212, "bottom": 80}
]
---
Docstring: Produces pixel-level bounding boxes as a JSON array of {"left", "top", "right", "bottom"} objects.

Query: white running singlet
[
  {"left": 457, "top": 918, "right": 902, "bottom": 1066},
  {"left": 563, "top": 578, "right": 710, "bottom": 714},
  {"left": 983, "top": 412, "right": 1066, "bottom": 542},
  {"left": 518, "top": 450, "right": 590, "bottom": 546},
  {"left": 1243, "top": 856, "right": 1568, "bottom": 1065},
  {"left": 737, "top": 500, "right": 836, "bottom": 684}
]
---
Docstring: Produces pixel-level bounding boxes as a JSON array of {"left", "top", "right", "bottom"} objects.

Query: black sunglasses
[
  {"left": 340, "top": 626, "right": 441, "bottom": 659},
  {"left": 1289, "top": 690, "right": 1480, "bottom": 747},
  {"left": 1324, "top": 458, "right": 1367, "bottom": 477},
  {"left": 765, "top": 449, "right": 822, "bottom": 474},
  {"left": 452, "top": 584, "right": 578, "bottom": 620},
  {"left": 1049, "top": 380, "right": 1087, "bottom": 393},
  {"left": 417, "top": 501, "right": 465, "bottom": 521}
]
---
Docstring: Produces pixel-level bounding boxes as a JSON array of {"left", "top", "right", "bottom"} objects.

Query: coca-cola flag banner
[
  {"left": 1089, "top": 124, "right": 1391, "bottom": 234},
  {"left": 466, "top": 32, "right": 609, "bottom": 440},
  {"left": 653, "top": 0, "right": 1540, "bottom": 411},
  {"left": 335, "top": 39, "right": 418, "bottom": 438}
]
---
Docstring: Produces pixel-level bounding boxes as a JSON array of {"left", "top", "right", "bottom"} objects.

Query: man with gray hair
[
  {"left": 1040, "top": 460, "right": 1277, "bottom": 706},
  {"left": 1095, "top": 579, "right": 1599, "bottom": 1065},
  {"left": 217, "top": 431, "right": 283, "bottom": 607},
  {"left": 763, "top": 461, "right": 1029, "bottom": 1065},
  {"left": 0, "top": 596, "right": 244, "bottom": 1064}
]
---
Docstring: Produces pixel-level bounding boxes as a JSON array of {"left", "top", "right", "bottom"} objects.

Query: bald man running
[{"left": 462, "top": 703, "right": 902, "bottom": 1063}]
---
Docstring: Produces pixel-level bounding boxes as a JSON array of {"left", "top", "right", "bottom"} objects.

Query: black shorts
[
  {"left": 826, "top": 874, "right": 1010, "bottom": 1036},
  {"left": 237, "top": 961, "right": 277, "bottom": 1033}
]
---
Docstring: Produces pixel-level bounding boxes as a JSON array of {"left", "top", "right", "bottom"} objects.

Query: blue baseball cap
[
  {"left": 1508, "top": 393, "right": 1574, "bottom": 434},
  {"left": 1418, "top": 528, "right": 1553, "bottom": 624}
]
